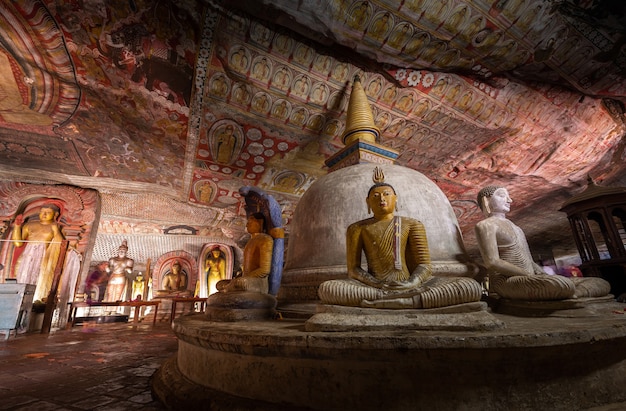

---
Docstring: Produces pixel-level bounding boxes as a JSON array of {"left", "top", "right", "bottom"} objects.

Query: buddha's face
[
  {"left": 488, "top": 187, "right": 512, "bottom": 214},
  {"left": 246, "top": 216, "right": 263, "bottom": 234},
  {"left": 211, "top": 250, "right": 221, "bottom": 258},
  {"left": 367, "top": 185, "right": 397, "bottom": 215},
  {"left": 172, "top": 263, "right": 181, "bottom": 274},
  {"left": 39, "top": 207, "right": 57, "bottom": 223}
]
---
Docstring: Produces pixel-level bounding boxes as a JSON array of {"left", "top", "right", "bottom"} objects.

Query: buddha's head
[
  {"left": 477, "top": 185, "right": 511, "bottom": 216},
  {"left": 117, "top": 240, "right": 129, "bottom": 258},
  {"left": 39, "top": 203, "right": 60, "bottom": 223},
  {"left": 366, "top": 184, "right": 397, "bottom": 216},
  {"left": 211, "top": 247, "right": 222, "bottom": 259},
  {"left": 246, "top": 213, "right": 266, "bottom": 234},
  {"left": 366, "top": 167, "right": 397, "bottom": 216},
  {"left": 172, "top": 260, "right": 181, "bottom": 274}
]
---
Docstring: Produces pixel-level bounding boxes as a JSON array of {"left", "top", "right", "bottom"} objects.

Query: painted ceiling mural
[
  {"left": 0, "top": 0, "right": 625, "bottom": 257},
  {"left": 0, "top": 0, "right": 199, "bottom": 186}
]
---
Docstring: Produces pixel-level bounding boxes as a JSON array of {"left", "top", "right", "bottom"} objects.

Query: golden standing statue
[
  {"left": 205, "top": 247, "right": 226, "bottom": 295},
  {"left": 12, "top": 203, "right": 65, "bottom": 302},
  {"left": 131, "top": 273, "right": 145, "bottom": 301}
]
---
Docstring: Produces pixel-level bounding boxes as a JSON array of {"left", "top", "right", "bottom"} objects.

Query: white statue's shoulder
[{"left": 475, "top": 217, "right": 500, "bottom": 236}]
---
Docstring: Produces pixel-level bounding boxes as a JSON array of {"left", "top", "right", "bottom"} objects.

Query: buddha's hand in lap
[
  {"left": 382, "top": 281, "right": 412, "bottom": 291},
  {"left": 383, "top": 275, "right": 424, "bottom": 291}
]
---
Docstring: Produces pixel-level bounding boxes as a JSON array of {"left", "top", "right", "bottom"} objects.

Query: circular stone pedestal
[
  {"left": 153, "top": 302, "right": 626, "bottom": 411},
  {"left": 205, "top": 291, "right": 277, "bottom": 321}
]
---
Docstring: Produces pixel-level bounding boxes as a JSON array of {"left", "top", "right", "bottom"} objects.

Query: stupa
[{"left": 278, "top": 75, "right": 478, "bottom": 308}]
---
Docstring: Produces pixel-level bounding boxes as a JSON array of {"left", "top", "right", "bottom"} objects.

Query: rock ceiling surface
[{"left": 0, "top": 0, "right": 625, "bottom": 258}]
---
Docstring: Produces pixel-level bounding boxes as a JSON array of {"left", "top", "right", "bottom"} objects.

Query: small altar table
[
  {"left": 170, "top": 297, "right": 207, "bottom": 323},
  {"left": 68, "top": 300, "right": 161, "bottom": 327}
]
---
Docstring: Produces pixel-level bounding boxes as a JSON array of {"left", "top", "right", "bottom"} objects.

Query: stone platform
[
  {"left": 305, "top": 301, "right": 505, "bottom": 332},
  {"left": 152, "top": 301, "right": 626, "bottom": 411}
]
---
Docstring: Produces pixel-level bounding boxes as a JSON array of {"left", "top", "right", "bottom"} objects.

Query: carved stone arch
[
  {"left": 0, "top": 182, "right": 91, "bottom": 221},
  {"left": 0, "top": 182, "right": 98, "bottom": 329},
  {"left": 0, "top": 182, "right": 98, "bottom": 276}
]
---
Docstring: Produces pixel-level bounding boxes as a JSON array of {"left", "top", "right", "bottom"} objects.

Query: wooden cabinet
[{"left": 0, "top": 283, "right": 35, "bottom": 339}]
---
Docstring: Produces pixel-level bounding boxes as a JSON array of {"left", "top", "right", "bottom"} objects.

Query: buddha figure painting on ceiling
[
  {"left": 214, "top": 124, "right": 237, "bottom": 165},
  {"left": 0, "top": 52, "right": 53, "bottom": 126},
  {"left": 317, "top": 167, "right": 483, "bottom": 309}
]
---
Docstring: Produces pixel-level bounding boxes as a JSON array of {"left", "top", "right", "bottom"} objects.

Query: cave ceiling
[{"left": 0, "top": 0, "right": 625, "bottom": 257}]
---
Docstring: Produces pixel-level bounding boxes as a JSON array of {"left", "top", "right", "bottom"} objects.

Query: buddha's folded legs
[
  {"left": 319, "top": 277, "right": 482, "bottom": 309},
  {"left": 318, "top": 279, "right": 384, "bottom": 307},
  {"left": 571, "top": 277, "right": 611, "bottom": 298},
  {"left": 419, "top": 277, "right": 483, "bottom": 308},
  {"left": 490, "top": 274, "right": 575, "bottom": 300}
]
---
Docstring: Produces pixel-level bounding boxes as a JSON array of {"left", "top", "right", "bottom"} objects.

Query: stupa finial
[
  {"left": 325, "top": 74, "right": 398, "bottom": 171},
  {"left": 341, "top": 75, "right": 380, "bottom": 145}
]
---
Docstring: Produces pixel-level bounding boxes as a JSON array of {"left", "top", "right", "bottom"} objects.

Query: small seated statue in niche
[
  {"left": 474, "top": 185, "right": 611, "bottom": 300},
  {"left": 217, "top": 213, "right": 273, "bottom": 294},
  {"left": 318, "top": 167, "right": 483, "bottom": 309},
  {"left": 156, "top": 260, "right": 192, "bottom": 297}
]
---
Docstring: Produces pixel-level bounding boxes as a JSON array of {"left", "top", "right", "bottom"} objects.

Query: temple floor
[
  {"left": 2, "top": 308, "right": 626, "bottom": 411},
  {"left": 0, "top": 321, "right": 177, "bottom": 410}
]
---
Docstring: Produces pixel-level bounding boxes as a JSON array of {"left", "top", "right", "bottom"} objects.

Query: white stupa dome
[{"left": 280, "top": 163, "right": 477, "bottom": 302}]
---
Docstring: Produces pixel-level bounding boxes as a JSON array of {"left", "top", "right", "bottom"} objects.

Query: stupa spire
[
  {"left": 325, "top": 75, "right": 399, "bottom": 172},
  {"left": 341, "top": 75, "right": 380, "bottom": 145}
]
